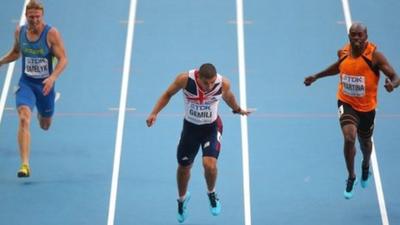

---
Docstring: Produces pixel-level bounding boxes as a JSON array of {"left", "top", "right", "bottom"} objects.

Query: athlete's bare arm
[
  {"left": 221, "top": 77, "right": 250, "bottom": 116},
  {"left": 304, "top": 50, "right": 342, "bottom": 86},
  {"left": 146, "top": 73, "right": 188, "bottom": 127},
  {"left": 42, "top": 27, "right": 68, "bottom": 96},
  {"left": 373, "top": 51, "right": 400, "bottom": 92},
  {"left": 0, "top": 28, "right": 21, "bottom": 67}
]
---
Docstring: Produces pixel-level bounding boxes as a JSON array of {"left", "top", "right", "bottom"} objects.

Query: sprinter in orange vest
[{"left": 304, "top": 23, "right": 399, "bottom": 199}]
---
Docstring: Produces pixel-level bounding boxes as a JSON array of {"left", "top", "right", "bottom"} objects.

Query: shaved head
[
  {"left": 349, "top": 23, "right": 367, "bottom": 35},
  {"left": 199, "top": 63, "right": 217, "bottom": 79},
  {"left": 348, "top": 22, "right": 368, "bottom": 53}
]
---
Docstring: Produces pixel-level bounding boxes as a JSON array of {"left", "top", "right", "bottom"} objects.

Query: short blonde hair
[{"left": 26, "top": 0, "right": 44, "bottom": 12}]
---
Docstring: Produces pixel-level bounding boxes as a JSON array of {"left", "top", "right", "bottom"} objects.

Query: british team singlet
[
  {"left": 337, "top": 42, "right": 380, "bottom": 112},
  {"left": 20, "top": 24, "right": 54, "bottom": 79},
  {"left": 183, "top": 70, "right": 223, "bottom": 125}
]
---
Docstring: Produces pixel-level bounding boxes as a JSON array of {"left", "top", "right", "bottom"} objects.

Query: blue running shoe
[
  {"left": 177, "top": 192, "right": 191, "bottom": 223},
  {"left": 208, "top": 192, "right": 221, "bottom": 216},
  {"left": 344, "top": 177, "right": 357, "bottom": 199},
  {"left": 361, "top": 165, "right": 371, "bottom": 188}
]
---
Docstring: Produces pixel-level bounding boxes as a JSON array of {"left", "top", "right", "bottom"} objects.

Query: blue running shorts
[{"left": 15, "top": 76, "right": 55, "bottom": 117}]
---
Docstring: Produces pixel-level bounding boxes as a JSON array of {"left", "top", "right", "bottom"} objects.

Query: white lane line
[
  {"left": 340, "top": 2, "right": 389, "bottom": 225},
  {"left": 371, "top": 137, "right": 390, "bottom": 225},
  {"left": 340, "top": 0, "right": 352, "bottom": 31},
  {"left": 236, "top": 0, "right": 252, "bottom": 225},
  {"left": 0, "top": 0, "right": 29, "bottom": 125},
  {"left": 107, "top": 1, "right": 138, "bottom": 225}
]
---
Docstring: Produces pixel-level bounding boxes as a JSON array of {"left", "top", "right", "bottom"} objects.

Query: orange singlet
[{"left": 337, "top": 42, "right": 380, "bottom": 112}]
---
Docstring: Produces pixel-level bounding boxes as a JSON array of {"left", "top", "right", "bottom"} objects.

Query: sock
[{"left": 178, "top": 194, "right": 186, "bottom": 202}]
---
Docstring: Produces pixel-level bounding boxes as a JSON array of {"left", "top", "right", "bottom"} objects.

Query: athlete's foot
[
  {"left": 208, "top": 192, "right": 221, "bottom": 216},
  {"left": 344, "top": 176, "right": 357, "bottom": 199},
  {"left": 361, "top": 165, "right": 371, "bottom": 188},
  {"left": 177, "top": 192, "right": 191, "bottom": 223},
  {"left": 17, "top": 164, "right": 30, "bottom": 178}
]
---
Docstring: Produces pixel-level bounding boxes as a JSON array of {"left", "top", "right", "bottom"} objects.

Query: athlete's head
[
  {"left": 198, "top": 63, "right": 217, "bottom": 92},
  {"left": 25, "top": 0, "right": 45, "bottom": 32},
  {"left": 348, "top": 23, "right": 368, "bottom": 51}
]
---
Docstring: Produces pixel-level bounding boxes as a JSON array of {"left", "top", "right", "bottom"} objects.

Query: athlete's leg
[
  {"left": 203, "top": 156, "right": 221, "bottom": 215},
  {"left": 35, "top": 83, "right": 55, "bottom": 130},
  {"left": 202, "top": 116, "right": 222, "bottom": 192},
  {"left": 358, "top": 110, "right": 375, "bottom": 168},
  {"left": 177, "top": 163, "right": 193, "bottom": 198},
  {"left": 358, "top": 131, "right": 373, "bottom": 187},
  {"left": 17, "top": 105, "right": 32, "bottom": 165},
  {"left": 338, "top": 101, "right": 359, "bottom": 179},
  {"left": 37, "top": 113, "right": 52, "bottom": 130},
  {"left": 341, "top": 124, "right": 357, "bottom": 179},
  {"left": 357, "top": 110, "right": 375, "bottom": 187},
  {"left": 176, "top": 120, "right": 200, "bottom": 199},
  {"left": 176, "top": 162, "right": 193, "bottom": 223},
  {"left": 358, "top": 131, "right": 372, "bottom": 167},
  {"left": 203, "top": 156, "right": 217, "bottom": 192},
  {"left": 200, "top": 117, "right": 222, "bottom": 214}
]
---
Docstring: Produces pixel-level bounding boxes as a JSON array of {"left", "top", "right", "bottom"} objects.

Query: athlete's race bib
[
  {"left": 24, "top": 57, "right": 50, "bottom": 78},
  {"left": 341, "top": 74, "right": 365, "bottom": 97},
  {"left": 187, "top": 103, "right": 213, "bottom": 123}
]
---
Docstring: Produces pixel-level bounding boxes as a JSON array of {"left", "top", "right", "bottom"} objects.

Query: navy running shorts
[{"left": 177, "top": 116, "right": 223, "bottom": 166}]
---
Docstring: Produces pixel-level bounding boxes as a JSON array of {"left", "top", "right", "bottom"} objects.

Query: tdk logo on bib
[
  {"left": 190, "top": 104, "right": 211, "bottom": 111},
  {"left": 341, "top": 74, "right": 365, "bottom": 97},
  {"left": 24, "top": 57, "right": 50, "bottom": 78}
]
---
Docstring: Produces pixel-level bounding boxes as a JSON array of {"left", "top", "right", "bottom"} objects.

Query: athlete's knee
[
  {"left": 203, "top": 157, "right": 217, "bottom": 172},
  {"left": 343, "top": 133, "right": 356, "bottom": 146},
  {"left": 38, "top": 114, "right": 52, "bottom": 130},
  {"left": 359, "top": 136, "right": 372, "bottom": 151},
  {"left": 18, "top": 106, "right": 31, "bottom": 129},
  {"left": 40, "top": 119, "right": 51, "bottom": 130},
  {"left": 341, "top": 124, "right": 357, "bottom": 145},
  {"left": 178, "top": 164, "right": 192, "bottom": 172}
]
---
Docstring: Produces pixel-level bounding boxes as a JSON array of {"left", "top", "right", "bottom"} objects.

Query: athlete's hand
[
  {"left": 233, "top": 108, "right": 252, "bottom": 116},
  {"left": 239, "top": 110, "right": 252, "bottom": 116},
  {"left": 146, "top": 114, "right": 157, "bottom": 127},
  {"left": 304, "top": 76, "right": 316, "bottom": 86},
  {"left": 384, "top": 78, "right": 395, "bottom": 92},
  {"left": 42, "top": 76, "right": 56, "bottom": 96}
]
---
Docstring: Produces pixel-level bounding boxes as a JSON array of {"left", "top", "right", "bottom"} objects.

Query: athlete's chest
[{"left": 340, "top": 57, "right": 371, "bottom": 76}]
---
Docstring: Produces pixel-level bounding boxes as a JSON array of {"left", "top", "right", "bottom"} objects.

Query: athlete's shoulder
[
  {"left": 338, "top": 43, "right": 350, "bottom": 58},
  {"left": 47, "top": 26, "right": 60, "bottom": 39},
  {"left": 177, "top": 71, "right": 189, "bottom": 79},
  {"left": 175, "top": 72, "right": 189, "bottom": 87},
  {"left": 367, "top": 41, "right": 377, "bottom": 49},
  {"left": 365, "top": 42, "right": 377, "bottom": 54},
  {"left": 221, "top": 76, "right": 231, "bottom": 91}
]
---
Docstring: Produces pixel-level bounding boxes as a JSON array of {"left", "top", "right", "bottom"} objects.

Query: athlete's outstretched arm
[
  {"left": 304, "top": 50, "right": 343, "bottom": 86},
  {"left": 0, "top": 28, "right": 21, "bottom": 67},
  {"left": 42, "top": 28, "right": 68, "bottom": 96},
  {"left": 146, "top": 73, "right": 188, "bottom": 127},
  {"left": 304, "top": 60, "right": 340, "bottom": 86},
  {"left": 221, "top": 77, "right": 250, "bottom": 116},
  {"left": 373, "top": 51, "right": 400, "bottom": 92}
]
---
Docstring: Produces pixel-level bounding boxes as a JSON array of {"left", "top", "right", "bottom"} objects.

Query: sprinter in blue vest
[{"left": 0, "top": 0, "right": 68, "bottom": 177}]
